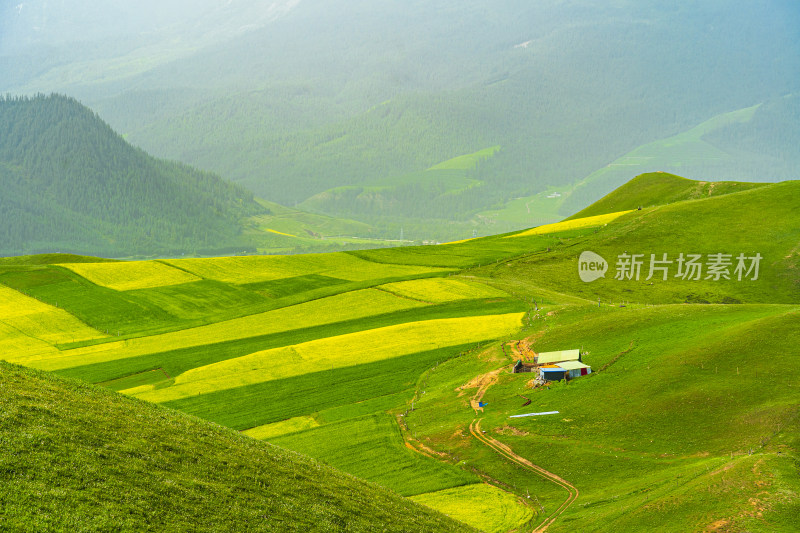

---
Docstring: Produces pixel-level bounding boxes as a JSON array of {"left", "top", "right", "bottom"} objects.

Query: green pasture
[
  {"left": 1, "top": 173, "right": 798, "bottom": 531},
  {"left": 272, "top": 414, "right": 478, "bottom": 497},
  {"left": 482, "top": 180, "right": 800, "bottom": 305},
  {"left": 349, "top": 231, "right": 561, "bottom": 268},
  {"left": 0, "top": 361, "right": 473, "bottom": 532},
  {"left": 411, "top": 484, "right": 535, "bottom": 533},
  {"left": 406, "top": 302, "right": 800, "bottom": 532},
  {"left": 567, "top": 171, "right": 767, "bottom": 220}
]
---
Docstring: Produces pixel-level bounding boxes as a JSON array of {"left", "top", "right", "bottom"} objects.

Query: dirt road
[{"left": 469, "top": 418, "right": 579, "bottom": 532}]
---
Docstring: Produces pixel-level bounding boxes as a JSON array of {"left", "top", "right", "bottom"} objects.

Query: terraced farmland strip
[
  {"left": 164, "top": 253, "right": 452, "bottom": 285},
  {"left": 162, "top": 344, "right": 474, "bottom": 430},
  {"left": 60, "top": 260, "right": 201, "bottom": 291},
  {"left": 272, "top": 414, "right": 477, "bottom": 497},
  {"left": 0, "top": 267, "right": 190, "bottom": 337},
  {"left": 0, "top": 285, "right": 106, "bottom": 345},
  {"left": 243, "top": 416, "right": 320, "bottom": 440},
  {"left": 378, "top": 278, "right": 508, "bottom": 303},
  {"left": 242, "top": 274, "right": 348, "bottom": 298},
  {"left": 0, "top": 322, "right": 59, "bottom": 360},
  {"left": 135, "top": 313, "right": 525, "bottom": 403},
  {"left": 56, "top": 300, "right": 525, "bottom": 385},
  {"left": 124, "top": 280, "right": 272, "bottom": 321},
  {"left": 509, "top": 210, "right": 633, "bottom": 237},
  {"left": 17, "top": 288, "right": 429, "bottom": 371}
]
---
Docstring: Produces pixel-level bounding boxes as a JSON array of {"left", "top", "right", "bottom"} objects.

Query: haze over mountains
[{"left": 2, "top": 0, "right": 798, "bottom": 245}]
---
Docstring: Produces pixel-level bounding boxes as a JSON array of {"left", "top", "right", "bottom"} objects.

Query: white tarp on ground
[{"left": 509, "top": 411, "right": 559, "bottom": 418}]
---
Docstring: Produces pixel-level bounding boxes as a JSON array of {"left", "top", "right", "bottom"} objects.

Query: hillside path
[{"left": 469, "top": 418, "right": 579, "bottom": 532}]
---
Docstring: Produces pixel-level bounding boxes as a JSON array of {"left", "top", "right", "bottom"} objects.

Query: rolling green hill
[
  {"left": 565, "top": 172, "right": 768, "bottom": 220},
  {"left": 0, "top": 173, "right": 798, "bottom": 531},
  {"left": 0, "top": 361, "right": 473, "bottom": 532}
]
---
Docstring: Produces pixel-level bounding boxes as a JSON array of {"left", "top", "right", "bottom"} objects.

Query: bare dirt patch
[
  {"left": 457, "top": 368, "right": 504, "bottom": 413},
  {"left": 494, "top": 424, "right": 529, "bottom": 437}
]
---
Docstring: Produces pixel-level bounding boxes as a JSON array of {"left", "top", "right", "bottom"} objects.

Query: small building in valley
[
  {"left": 513, "top": 359, "right": 536, "bottom": 373},
  {"left": 555, "top": 360, "right": 592, "bottom": 379},
  {"left": 535, "top": 349, "right": 581, "bottom": 365},
  {"left": 539, "top": 361, "right": 592, "bottom": 382},
  {"left": 539, "top": 365, "right": 567, "bottom": 381},
  {"left": 513, "top": 347, "right": 591, "bottom": 382}
]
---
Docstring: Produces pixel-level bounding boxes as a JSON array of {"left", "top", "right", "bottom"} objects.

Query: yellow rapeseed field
[
  {"left": 61, "top": 260, "right": 201, "bottom": 291},
  {"left": 509, "top": 210, "right": 634, "bottom": 237},
  {"left": 378, "top": 278, "right": 508, "bottom": 303},
  {"left": 266, "top": 229, "right": 299, "bottom": 238},
  {"left": 243, "top": 416, "right": 320, "bottom": 440},
  {"left": 0, "top": 285, "right": 106, "bottom": 346},
  {"left": 20, "top": 288, "right": 428, "bottom": 371},
  {"left": 411, "top": 483, "right": 534, "bottom": 533},
  {"left": 163, "top": 254, "right": 451, "bottom": 284},
  {"left": 0, "top": 322, "right": 60, "bottom": 360},
  {"left": 134, "top": 312, "right": 525, "bottom": 403}
]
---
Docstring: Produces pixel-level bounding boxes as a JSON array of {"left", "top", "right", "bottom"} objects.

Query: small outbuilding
[
  {"left": 536, "top": 349, "right": 581, "bottom": 365},
  {"left": 539, "top": 365, "right": 567, "bottom": 382},
  {"left": 555, "top": 360, "right": 592, "bottom": 379},
  {"left": 513, "top": 359, "right": 536, "bottom": 373},
  {"left": 539, "top": 361, "right": 592, "bottom": 382}
]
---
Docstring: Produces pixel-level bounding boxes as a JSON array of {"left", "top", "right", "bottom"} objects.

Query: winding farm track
[{"left": 469, "top": 418, "right": 579, "bottom": 533}]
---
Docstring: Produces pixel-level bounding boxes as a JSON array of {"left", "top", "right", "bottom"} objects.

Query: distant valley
[{"left": 2, "top": 0, "right": 798, "bottom": 244}]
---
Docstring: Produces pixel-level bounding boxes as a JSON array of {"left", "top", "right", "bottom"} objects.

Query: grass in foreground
[{"left": 0, "top": 361, "right": 474, "bottom": 533}]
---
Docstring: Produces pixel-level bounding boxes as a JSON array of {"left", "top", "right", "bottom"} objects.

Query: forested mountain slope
[
  {"left": 0, "top": 94, "right": 391, "bottom": 257},
  {"left": 0, "top": 94, "right": 266, "bottom": 256}
]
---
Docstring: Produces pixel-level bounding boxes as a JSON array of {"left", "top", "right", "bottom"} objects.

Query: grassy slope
[
  {"left": 394, "top": 175, "right": 800, "bottom": 531},
  {"left": 407, "top": 305, "right": 800, "bottom": 532},
  {"left": 566, "top": 171, "right": 768, "bottom": 220},
  {"left": 1, "top": 172, "right": 798, "bottom": 531},
  {"left": 0, "top": 250, "right": 527, "bottom": 529},
  {"left": 0, "top": 361, "right": 473, "bottom": 532},
  {"left": 491, "top": 179, "right": 800, "bottom": 305}
]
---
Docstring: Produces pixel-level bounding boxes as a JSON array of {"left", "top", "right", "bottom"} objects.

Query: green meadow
[{"left": 0, "top": 173, "right": 798, "bottom": 531}]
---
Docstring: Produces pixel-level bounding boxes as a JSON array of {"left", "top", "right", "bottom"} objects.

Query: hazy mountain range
[{"left": 2, "top": 0, "right": 798, "bottom": 245}]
